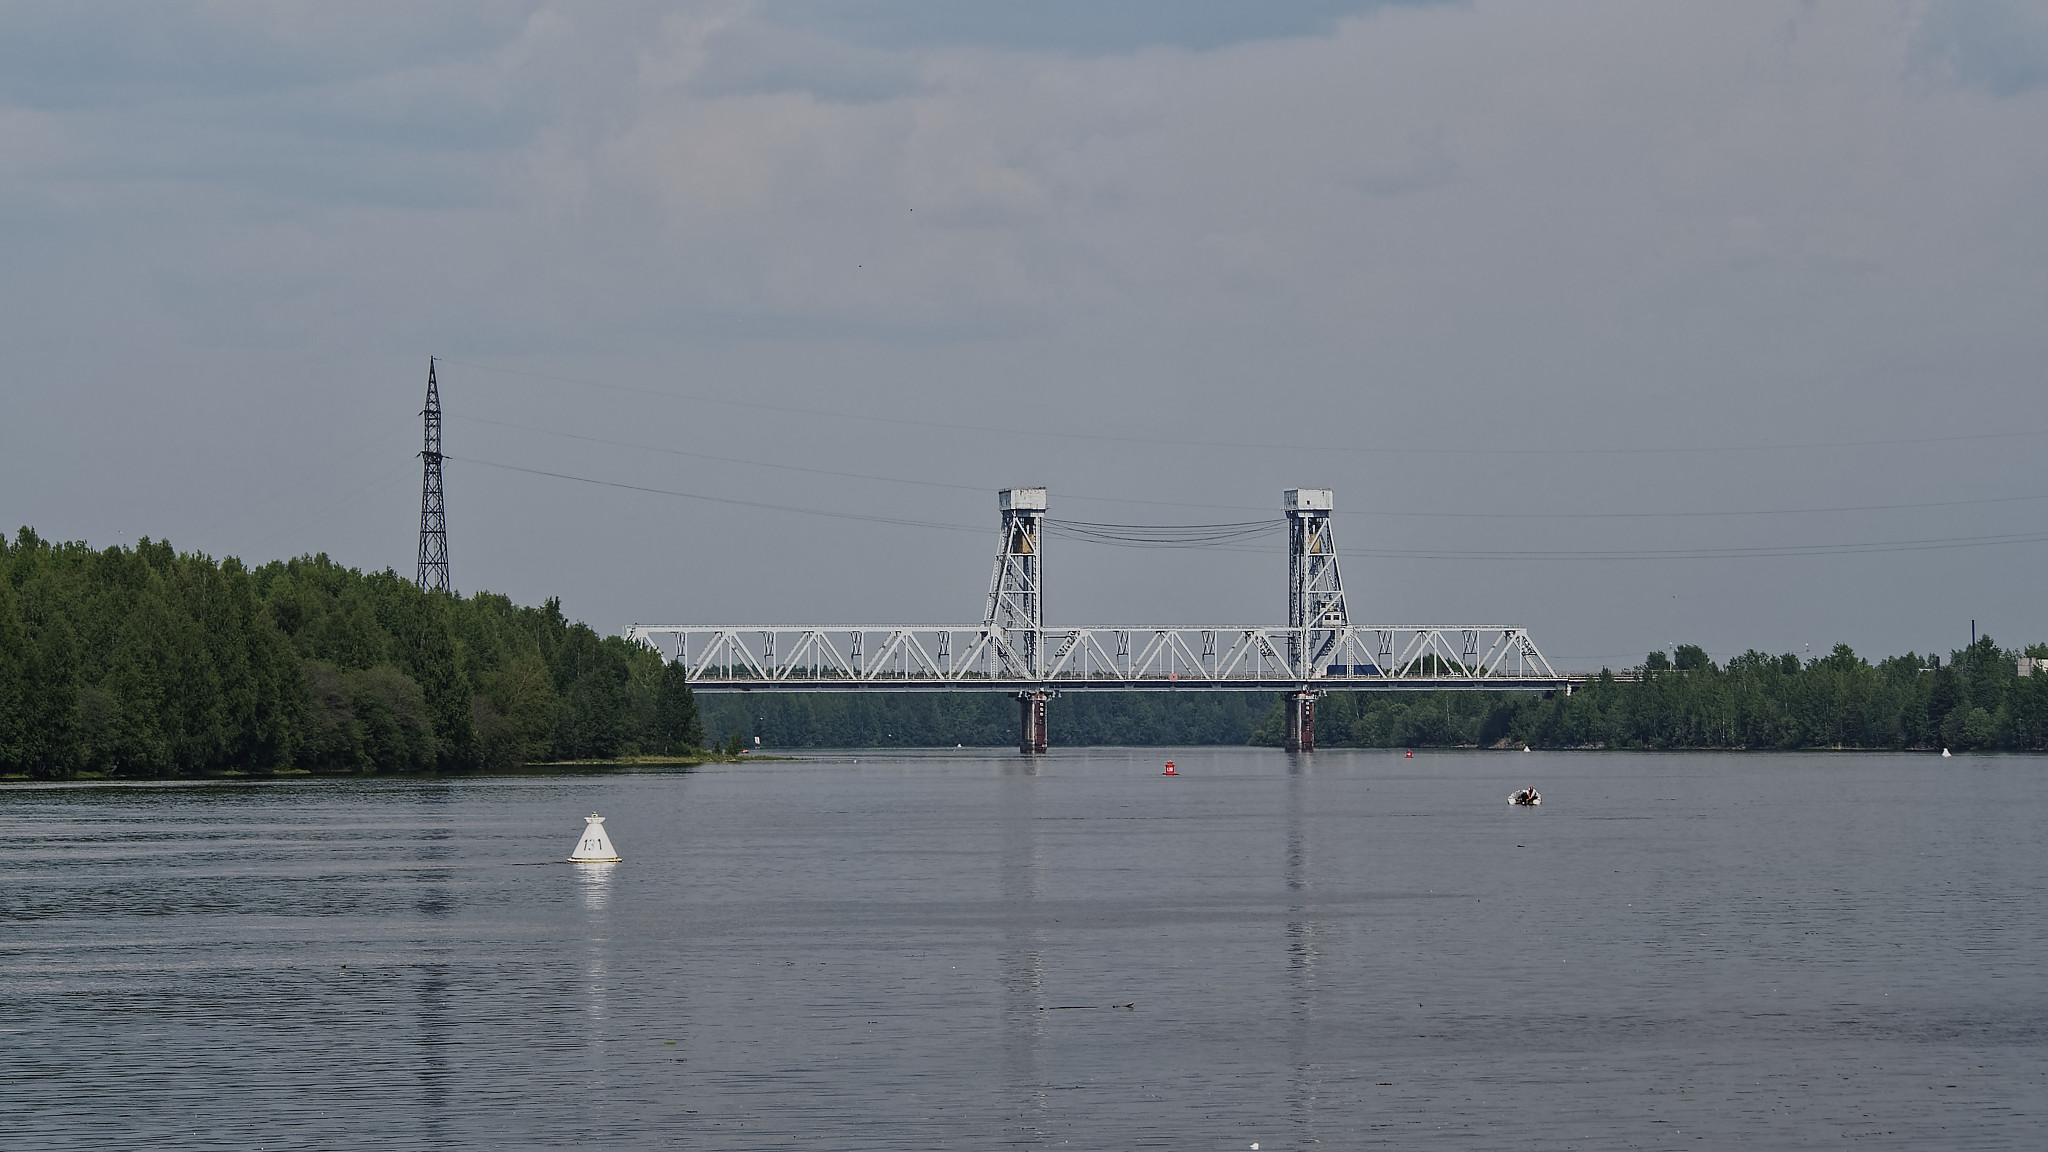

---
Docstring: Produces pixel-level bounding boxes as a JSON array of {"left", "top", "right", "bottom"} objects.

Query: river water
[{"left": 4, "top": 749, "right": 2045, "bottom": 1149}]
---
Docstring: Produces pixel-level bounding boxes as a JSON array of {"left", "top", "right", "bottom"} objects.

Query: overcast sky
[{"left": 4, "top": 0, "right": 2047, "bottom": 668}]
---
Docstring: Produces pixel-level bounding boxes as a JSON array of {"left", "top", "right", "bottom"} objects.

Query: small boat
[{"left": 1509, "top": 788, "right": 1541, "bottom": 807}]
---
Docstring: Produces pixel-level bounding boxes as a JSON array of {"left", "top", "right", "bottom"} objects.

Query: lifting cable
[{"left": 1044, "top": 518, "right": 1283, "bottom": 548}]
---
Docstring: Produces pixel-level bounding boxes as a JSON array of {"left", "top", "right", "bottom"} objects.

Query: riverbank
[{"left": 0, "top": 752, "right": 752, "bottom": 784}]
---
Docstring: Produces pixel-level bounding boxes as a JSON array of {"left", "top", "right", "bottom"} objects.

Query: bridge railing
[{"left": 621, "top": 624, "right": 1565, "bottom": 690}]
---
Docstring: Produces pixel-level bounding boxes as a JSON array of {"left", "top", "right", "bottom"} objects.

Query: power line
[
  {"left": 1046, "top": 519, "right": 1283, "bottom": 548},
  {"left": 460, "top": 441, "right": 1282, "bottom": 549},
  {"left": 1351, "top": 493, "right": 2048, "bottom": 521},
  {"left": 446, "top": 453, "right": 2048, "bottom": 560},
  {"left": 451, "top": 411, "right": 2048, "bottom": 524},
  {"left": 451, "top": 413, "right": 993, "bottom": 497},
  {"left": 440, "top": 356, "right": 2048, "bottom": 459},
  {"left": 454, "top": 411, "right": 1274, "bottom": 514},
  {"left": 457, "top": 454, "right": 1273, "bottom": 547},
  {"left": 244, "top": 463, "right": 417, "bottom": 556},
  {"left": 1350, "top": 529, "right": 2048, "bottom": 560},
  {"left": 446, "top": 455, "right": 986, "bottom": 535},
  {"left": 190, "top": 417, "right": 417, "bottom": 542}
]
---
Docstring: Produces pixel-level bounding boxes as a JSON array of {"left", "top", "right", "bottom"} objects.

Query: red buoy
[
  {"left": 1405, "top": 750, "right": 1413, "bottom": 758},
  {"left": 1163, "top": 761, "right": 1177, "bottom": 775}
]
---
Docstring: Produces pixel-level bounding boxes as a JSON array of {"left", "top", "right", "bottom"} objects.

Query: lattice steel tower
[
  {"left": 986, "top": 487, "right": 1048, "bottom": 751},
  {"left": 984, "top": 487, "right": 1046, "bottom": 678},
  {"left": 1286, "top": 488, "right": 1348, "bottom": 664},
  {"left": 416, "top": 358, "right": 449, "bottom": 593},
  {"left": 1284, "top": 488, "right": 1346, "bottom": 752}
]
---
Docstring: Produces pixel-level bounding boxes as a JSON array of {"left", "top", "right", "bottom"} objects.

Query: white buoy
[
  {"left": 569, "top": 813, "right": 621, "bottom": 862},
  {"left": 1942, "top": 748, "right": 1952, "bottom": 758}
]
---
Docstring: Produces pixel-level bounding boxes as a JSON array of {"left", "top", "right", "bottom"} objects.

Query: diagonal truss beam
[{"left": 624, "top": 624, "right": 1568, "bottom": 692}]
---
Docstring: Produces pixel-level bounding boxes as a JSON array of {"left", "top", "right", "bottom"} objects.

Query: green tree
[
  {"left": 299, "top": 659, "right": 365, "bottom": 771},
  {"left": 473, "top": 648, "right": 559, "bottom": 769},
  {"left": 649, "top": 661, "right": 704, "bottom": 754},
  {"left": 0, "top": 575, "right": 27, "bottom": 771},
  {"left": 345, "top": 664, "right": 435, "bottom": 772},
  {"left": 1960, "top": 707, "right": 1998, "bottom": 748},
  {"left": 1674, "top": 645, "right": 1712, "bottom": 671},
  {"left": 14, "top": 555, "right": 84, "bottom": 777}
]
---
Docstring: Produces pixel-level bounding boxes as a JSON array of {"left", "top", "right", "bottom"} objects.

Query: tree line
[
  {"left": 1249, "top": 641, "right": 2048, "bottom": 752},
  {"left": 695, "top": 690, "right": 1271, "bottom": 749},
  {"left": 704, "top": 636, "right": 2048, "bottom": 752},
  {"left": 0, "top": 530, "right": 702, "bottom": 778},
  {"left": 7, "top": 530, "right": 2045, "bottom": 775}
]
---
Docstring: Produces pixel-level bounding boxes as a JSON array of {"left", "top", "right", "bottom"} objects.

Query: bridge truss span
[
  {"left": 620, "top": 623, "right": 1563, "bottom": 693},
  {"left": 625, "top": 486, "right": 1573, "bottom": 751}
]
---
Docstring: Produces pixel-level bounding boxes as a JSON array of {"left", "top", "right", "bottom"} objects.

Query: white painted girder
[{"left": 621, "top": 624, "right": 1568, "bottom": 691}]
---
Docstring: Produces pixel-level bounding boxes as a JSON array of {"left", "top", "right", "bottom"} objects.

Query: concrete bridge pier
[
  {"left": 1283, "top": 690, "right": 1316, "bottom": 753},
  {"left": 1017, "top": 691, "right": 1049, "bottom": 754}
]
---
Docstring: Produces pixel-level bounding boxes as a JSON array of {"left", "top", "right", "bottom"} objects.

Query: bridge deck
[
  {"left": 624, "top": 623, "right": 1575, "bottom": 693},
  {"left": 681, "top": 677, "right": 1576, "bottom": 694}
]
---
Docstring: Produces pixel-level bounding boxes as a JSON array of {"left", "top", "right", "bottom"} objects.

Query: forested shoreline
[
  {"left": 696, "top": 691, "right": 1272, "bottom": 750},
  {"left": 711, "top": 636, "right": 2048, "bottom": 753},
  {"left": 1251, "top": 641, "right": 2048, "bottom": 752},
  {"left": 5, "top": 530, "right": 2047, "bottom": 778},
  {"left": 0, "top": 530, "right": 704, "bottom": 779}
]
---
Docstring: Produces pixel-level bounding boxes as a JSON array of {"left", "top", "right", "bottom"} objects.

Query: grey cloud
[
  {"left": 1334, "top": 130, "right": 1461, "bottom": 197},
  {"left": 687, "top": 21, "right": 925, "bottom": 102},
  {"left": 0, "top": 6, "right": 654, "bottom": 209},
  {"left": 3, "top": 2, "right": 2047, "bottom": 666},
  {"left": 754, "top": 0, "right": 1448, "bottom": 56},
  {"left": 1912, "top": 0, "right": 2048, "bottom": 96},
  {"left": 0, "top": 2, "right": 538, "bottom": 108}
]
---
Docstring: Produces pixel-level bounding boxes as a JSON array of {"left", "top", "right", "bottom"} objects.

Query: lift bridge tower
[
  {"left": 986, "top": 487, "right": 1048, "bottom": 752},
  {"left": 1284, "top": 488, "right": 1344, "bottom": 753}
]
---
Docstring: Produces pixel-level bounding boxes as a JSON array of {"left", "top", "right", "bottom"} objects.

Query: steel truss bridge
[
  {"left": 625, "top": 487, "right": 1571, "bottom": 752},
  {"left": 620, "top": 624, "right": 1559, "bottom": 695}
]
